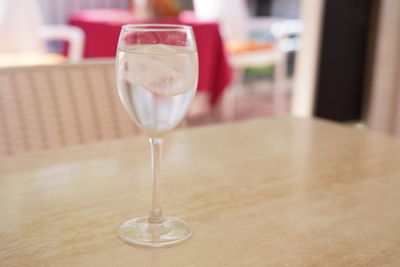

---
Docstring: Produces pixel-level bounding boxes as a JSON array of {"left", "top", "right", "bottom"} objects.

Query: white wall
[
  {"left": 366, "top": 0, "right": 400, "bottom": 136},
  {"left": 291, "top": 0, "right": 325, "bottom": 117}
]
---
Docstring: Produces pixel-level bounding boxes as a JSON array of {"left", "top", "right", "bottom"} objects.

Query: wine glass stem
[{"left": 149, "top": 137, "right": 163, "bottom": 223}]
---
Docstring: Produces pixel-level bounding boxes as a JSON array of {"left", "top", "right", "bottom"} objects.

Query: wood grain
[{"left": 1, "top": 117, "right": 400, "bottom": 266}]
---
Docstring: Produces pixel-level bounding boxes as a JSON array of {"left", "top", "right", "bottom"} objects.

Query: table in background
[
  {"left": 1, "top": 117, "right": 400, "bottom": 266},
  {"left": 0, "top": 53, "right": 65, "bottom": 67},
  {"left": 69, "top": 9, "right": 232, "bottom": 105}
]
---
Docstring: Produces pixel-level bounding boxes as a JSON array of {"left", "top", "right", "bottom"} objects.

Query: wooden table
[{"left": 1, "top": 117, "right": 400, "bottom": 266}]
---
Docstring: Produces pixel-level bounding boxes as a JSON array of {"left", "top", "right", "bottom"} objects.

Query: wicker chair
[{"left": 0, "top": 60, "right": 141, "bottom": 156}]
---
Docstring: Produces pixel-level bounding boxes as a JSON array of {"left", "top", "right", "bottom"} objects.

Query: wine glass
[{"left": 115, "top": 24, "right": 198, "bottom": 247}]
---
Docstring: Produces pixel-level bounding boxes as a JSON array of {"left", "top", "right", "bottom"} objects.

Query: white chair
[
  {"left": 193, "top": 0, "right": 248, "bottom": 43},
  {"left": 193, "top": 0, "right": 300, "bottom": 119},
  {"left": 0, "top": 0, "right": 84, "bottom": 63}
]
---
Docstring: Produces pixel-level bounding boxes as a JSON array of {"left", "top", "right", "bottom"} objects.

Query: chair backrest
[
  {"left": 0, "top": 60, "right": 141, "bottom": 156},
  {"left": 0, "top": 0, "right": 44, "bottom": 53},
  {"left": 193, "top": 0, "right": 249, "bottom": 43}
]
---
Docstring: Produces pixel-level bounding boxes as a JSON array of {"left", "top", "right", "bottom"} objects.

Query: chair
[
  {"left": 0, "top": 0, "right": 84, "bottom": 64},
  {"left": 194, "top": 0, "right": 249, "bottom": 44},
  {"left": 193, "top": 0, "right": 300, "bottom": 120},
  {"left": 0, "top": 60, "right": 141, "bottom": 156}
]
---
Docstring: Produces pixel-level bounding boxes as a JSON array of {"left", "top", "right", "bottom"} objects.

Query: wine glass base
[{"left": 118, "top": 216, "right": 192, "bottom": 247}]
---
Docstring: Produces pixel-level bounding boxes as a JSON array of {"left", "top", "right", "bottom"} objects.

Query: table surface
[{"left": 1, "top": 117, "right": 400, "bottom": 266}]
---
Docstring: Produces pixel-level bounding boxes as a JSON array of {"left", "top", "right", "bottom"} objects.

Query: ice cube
[{"left": 122, "top": 45, "right": 197, "bottom": 96}]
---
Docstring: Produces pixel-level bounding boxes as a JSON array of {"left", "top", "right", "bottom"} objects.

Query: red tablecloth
[{"left": 69, "top": 9, "right": 232, "bottom": 105}]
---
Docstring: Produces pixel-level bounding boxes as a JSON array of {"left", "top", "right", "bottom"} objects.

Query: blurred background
[{"left": 1, "top": 0, "right": 400, "bottom": 155}]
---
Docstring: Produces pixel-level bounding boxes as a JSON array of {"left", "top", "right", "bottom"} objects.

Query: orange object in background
[
  {"left": 130, "top": 0, "right": 183, "bottom": 20},
  {"left": 226, "top": 41, "right": 275, "bottom": 54},
  {"left": 150, "top": 0, "right": 180, "bottom": 17}
]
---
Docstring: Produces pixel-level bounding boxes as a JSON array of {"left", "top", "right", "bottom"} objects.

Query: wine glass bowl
[
  {"left": 116, "top": 24, "right": 198, "bottom": 247},
  {"left": 117, "top": 24, "right": 198, "bottom": 138}
]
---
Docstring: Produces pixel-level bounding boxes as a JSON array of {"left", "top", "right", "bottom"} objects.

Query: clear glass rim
[{"left": 122, "top": 24, "right": 192, "bottom": 32}]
